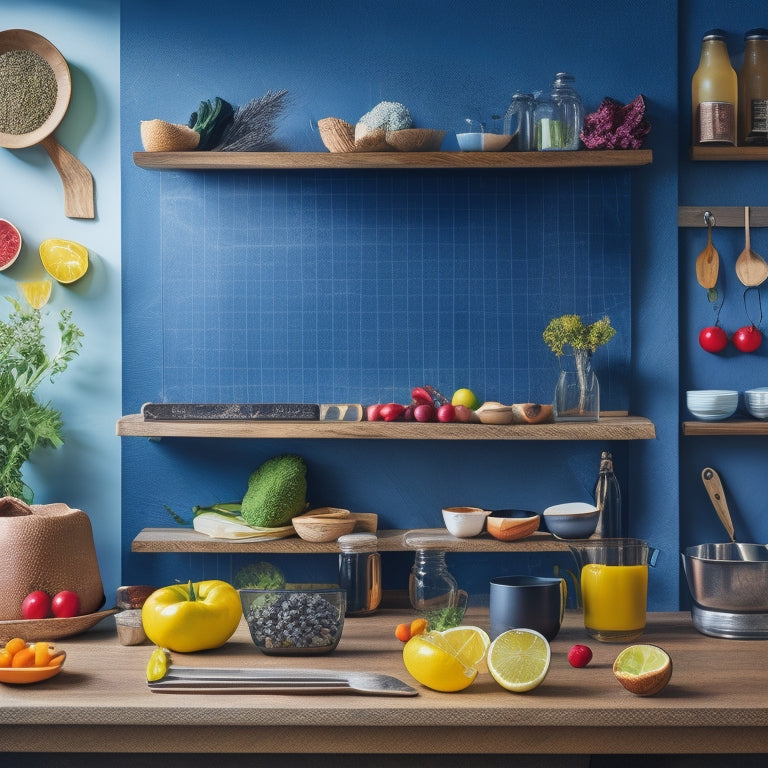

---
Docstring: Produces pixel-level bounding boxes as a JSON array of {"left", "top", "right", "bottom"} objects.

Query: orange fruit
[
  {"left": 4, "top": 637, "right": 26, "bottom": 657},
  {"left": 11, "top": 646, "right": 35, "bottom": 668},
  {"left": 39, "top": 238, "right": 89, "bottom": 284},
  {"left": 19, "top": 279, "right": 52, "bottom": 309},
  {"left": 33, "top": 641, "right": 53, "bottom": 667}
]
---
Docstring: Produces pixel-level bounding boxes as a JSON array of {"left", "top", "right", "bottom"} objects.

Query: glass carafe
[
  {"left": 408, "top": 549, "right": 467, "bottom": 630},
  {"left": 503, "top": 92, "right": 535, "bottom": 151}
]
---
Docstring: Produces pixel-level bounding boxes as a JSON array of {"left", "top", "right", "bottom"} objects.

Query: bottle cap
[
  {"left": 702, "top": 29, "right": 726, "bottom": 41},
  {"left": 337, "top": 533, "right": 377, "bottom": 552},
  {"left": 745, "top": 28, "right": 768, "bottom": 40}
]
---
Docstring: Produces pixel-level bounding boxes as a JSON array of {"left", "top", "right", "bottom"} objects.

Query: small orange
[
  {"left": 409, "top": 618, "right": 428, "bottom": 637},
  {"left": 11, "top": 646, "right": 35, "bottom": 668},
  {"left": 5, "top": 637, "right": 26, "bottom": 657},
  {"left": 34, "top": 641, "right": 52, "bottom": 667},
  {"left": 0, "top": 650, "right": 12, "bottom": 668},
  {"left": 395, "top": 623, "right": 411, "bottom": 642}
]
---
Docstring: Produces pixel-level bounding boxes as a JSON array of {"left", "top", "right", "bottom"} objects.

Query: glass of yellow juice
[{"left": 569, "top": 539, "right": 657, "bottom": 643}]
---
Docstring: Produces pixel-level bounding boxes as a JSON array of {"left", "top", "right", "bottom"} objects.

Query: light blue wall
[{"left": 0, "top": 1, "right": 122, "bottom": 600}]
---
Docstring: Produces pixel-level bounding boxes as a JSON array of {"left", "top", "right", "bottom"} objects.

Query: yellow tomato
[{"left": 141, "top": 580, "right": 242, "bottom": 653}]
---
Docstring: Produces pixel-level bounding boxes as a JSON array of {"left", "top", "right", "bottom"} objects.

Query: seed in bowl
[{"left": 244, "top": 592, "right": 343, "bottom": 650}]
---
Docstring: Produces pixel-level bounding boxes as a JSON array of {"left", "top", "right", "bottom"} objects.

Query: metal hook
[{"left": 704, "top": 210, "right": 715, "bottom": 228}]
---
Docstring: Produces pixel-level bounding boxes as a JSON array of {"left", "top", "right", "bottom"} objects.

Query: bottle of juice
[
  {"left": 692, "top": 29, "right": 737, "bottom": 145},
  {"left": 739, "top": 28, "right": 768, "bottom": 145}
]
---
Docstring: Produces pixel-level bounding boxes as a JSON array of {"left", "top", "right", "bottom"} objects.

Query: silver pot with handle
[{"left": 681, "top": 468, "right": 768, "bottom": 638}]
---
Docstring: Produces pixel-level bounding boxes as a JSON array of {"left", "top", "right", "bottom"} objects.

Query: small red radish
[{"left": 568, "top": 644, "right": 593, "bottom": 668}]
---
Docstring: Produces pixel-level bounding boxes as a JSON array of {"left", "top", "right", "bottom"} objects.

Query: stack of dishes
[
  {"left": 745, "top": 388, "right": 768, "bottom": 420},
  {"left": 686, "top": 390, "right": 738, "bottom": 421}
]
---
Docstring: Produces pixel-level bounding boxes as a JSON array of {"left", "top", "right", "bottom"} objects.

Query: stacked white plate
[
  {"left": 745, "top": 388, "right": 768, "bottom": 420},
  {"left": 686, "top": 390, "right": 738, "bottom": 421}
]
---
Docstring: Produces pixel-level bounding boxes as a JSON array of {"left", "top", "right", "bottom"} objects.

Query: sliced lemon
[
  {"left": 39, "top": 238, "right": 89, "bottom": 284},
  {"left": 613, "top": 644, "right": 672, "bottom": 696},
  {"left": 440, "top": 625, "right": 490, "bottom": 671},
  {"left": 19, "top": 279, "right": 52, "bottom": 309},
  {"left": 487, "top": 628, "right": 551, "bottom": 693},
  {"left": 146, "top": 646, "right": 170, "bottom": 682},
  {"left": 402, "top": 630, "right": 477, "bottom": 692}
]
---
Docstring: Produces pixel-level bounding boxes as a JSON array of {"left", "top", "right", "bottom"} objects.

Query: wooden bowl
[
  {"left": 292, "top": 514, "right": 356, "bottom": 543},
  {"left": 385, "top": 128, "right": 446, "bottom": 152},
  {"left": 317, "top": 117, "right": 356, "bottom": 153},
  {"left": 476, "top": 402, "right": 516, "bottom": 424},
  {"left": 486, "top": 513, "right": 540, "bottom": 542}
]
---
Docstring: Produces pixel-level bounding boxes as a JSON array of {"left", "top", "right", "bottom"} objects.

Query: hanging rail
[{"left": 678, "top": 206, "right": 768, "bottom": 228}]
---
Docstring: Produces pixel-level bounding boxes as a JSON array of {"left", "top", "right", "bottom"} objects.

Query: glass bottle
[
  {"left": 739, "top": 28, "right": 768, "bottom": 146},
  {"left": 504, "top": 92, "right": 535, "bottom": 151},
  {"left": 551, "top": 72, "right": 584, "bottom": 150},
  {"left": 338, "top": 533, "right": 381, "bottom": 616},
  {"left": 553, "top": 348, "right": 599, "bottom": 422},
  {"left": 692, "top": 29, "right": 737, "bottom": 145},
  {"left": 592, "top": 451, "right": 622, "bottom": 538},
  {"left": 409, "top": 549, "right": 467, "bottom": 629}
]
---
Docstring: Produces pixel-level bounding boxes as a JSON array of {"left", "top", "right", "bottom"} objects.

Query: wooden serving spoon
[
  {"left": 695, "top": 212, "right": 719, "bottom": 289},
  {"left": 735, "top": 206, "right": 768, "bottom": 286}
]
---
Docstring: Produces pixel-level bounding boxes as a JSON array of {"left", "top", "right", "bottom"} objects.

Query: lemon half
[
  {"left": 487, "top": 628, "right": 551, "bottom": 693},
  {"left": 39, "top": 238, "right": 89, "bottom": 284}
]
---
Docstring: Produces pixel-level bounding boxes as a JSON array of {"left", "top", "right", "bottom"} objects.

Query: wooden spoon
[
  {"left": 695, "top": 213, "right": 719, "bottom": 289},
  {"left": 735, "top": 206, "right": 768, "bottom": 286}
]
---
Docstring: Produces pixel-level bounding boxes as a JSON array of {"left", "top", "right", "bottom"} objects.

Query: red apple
[
  {"left": 698, "top": 325, "right": 728, "bottom": 353},
  {"left": 51, "top": 590, "right": 80, "bottom": 618},
  {"left": 22, "top": 590, "right": 52, "bottom": 620},
  {"left": 733, "top": 325, "right": 762, "bottom": 353}
]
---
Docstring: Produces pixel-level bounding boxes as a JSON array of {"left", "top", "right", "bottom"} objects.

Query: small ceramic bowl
[
  {"left": 240, "top": 588, "right": 346, "bottom": 655},
  {"left": 543, "top": 502, "right": 599, "bottom": 539},
  {"left": 456, "top": 132, "right": 511, "bottom": 151},
  {"left": 442, "top": 506, "right": 492, "bottom": 537},
  {"left": 486, "top": 510, "right": 540, "bottom": 541}
]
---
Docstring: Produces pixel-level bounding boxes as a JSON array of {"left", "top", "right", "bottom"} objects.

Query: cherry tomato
[
  {"left": 698, "top": 326, "right": 728, "bottom": 353},
  {"left": 733, "top": 325, "right": 762, "bottom": 353},
  {"left": 21, "top": 590, "right": 51, "bottom": 620},
  {"left": 51, "top": 590, "right": 80, "bottom": 618}
]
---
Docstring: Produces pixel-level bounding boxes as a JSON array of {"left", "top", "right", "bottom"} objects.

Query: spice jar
[
  {"left": 739, "top": 28, "right": 768, "bottom": 146},
  {"left": 337, "top": 533, "right": 381, "bottom": 616}
]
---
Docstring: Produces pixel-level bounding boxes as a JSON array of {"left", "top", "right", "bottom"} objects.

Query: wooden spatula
[
  {"left": 735, "top": 206, "right": 768, "bottom": 286},
  {"left": 695, "top": 213, "right": 719, "bottom": 289}
]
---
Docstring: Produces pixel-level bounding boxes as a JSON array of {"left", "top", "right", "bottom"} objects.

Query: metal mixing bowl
[{"left": 681, "top": 543, "right": 768, "bottom": 612}]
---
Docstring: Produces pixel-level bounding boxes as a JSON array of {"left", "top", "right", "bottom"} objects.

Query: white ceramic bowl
[
  {"left": 442, "top": 506, "right": 491, "bottom": 538},
  {"left": 686, "top": 390, "right": 738, "bottom": 421},
  {"left": 543, "top": 502, "right": 599, "bottom": 539},
  {"left": 456, "top": 132, "right": 511, "bottom": 152}
]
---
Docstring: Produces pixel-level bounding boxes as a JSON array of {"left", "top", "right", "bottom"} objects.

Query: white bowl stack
[
  {"left": 745, "top": 388, "right": 768, "bottom": 420},
  {"left": 686, "top": 390, "right": 738, "bottom": 421}
]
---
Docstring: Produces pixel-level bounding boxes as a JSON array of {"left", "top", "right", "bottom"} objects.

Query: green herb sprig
[
  {"left": 0, "top": 298, "right": 83, "bottom": 501},
  {"left": 542, "top": 314, "right": 616, "bottom": 356}
]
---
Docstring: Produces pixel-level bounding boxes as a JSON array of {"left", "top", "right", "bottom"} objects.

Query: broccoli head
[
  {"left": 233, "top": 561, "right": 285, "bottom": 590},
  {"left": 358, "top": 101, "right": 413, "bottom": 133},
  {"left": 240, "top": 454, "right": 307, "bottom": 527}
]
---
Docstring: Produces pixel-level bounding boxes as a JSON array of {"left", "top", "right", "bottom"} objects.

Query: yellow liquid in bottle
[
  {"left": 692, "top": 34, "right": 737, "bottom": 145},
  {"left": 739, "top": 33, "right": 768, "bottom": 145},
  {"left": 581, "top": 564, "right": 647, "bottom": 636}
]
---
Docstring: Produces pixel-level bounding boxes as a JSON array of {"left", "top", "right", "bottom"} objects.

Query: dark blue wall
[
  {"left": 677, "top": 1, "right": 768, "bottom": 593},
  {"left": 121, "top": 0, "right": 680, "bottom": 608}
]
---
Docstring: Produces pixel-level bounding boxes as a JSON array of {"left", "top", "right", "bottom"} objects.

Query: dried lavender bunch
[{"left": 214, "top": 90, "right": 289, "bottom": 152}]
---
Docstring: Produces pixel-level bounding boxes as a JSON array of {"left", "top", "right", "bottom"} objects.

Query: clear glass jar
[
  {"left": 338, "top": 533, "right": 381, "bottom": 616},
  {"left": 408, "top": 549, "right": 467, "bottom": 629},
  {"left": 504, "top": 92, "right": 535, "bottom": 151},
  {"left": 551, "top": 72, "right": 584, "bottom": 150},
  {"left": 739, "top": 28, "right": 768, "bottom": 146},
  {"left": 692, "top": 29, "right": 737, "bottom": 145}
]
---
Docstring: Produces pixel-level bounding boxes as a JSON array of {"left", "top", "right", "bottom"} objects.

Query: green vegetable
[
  {"left": 233, "top": 561, "right": 285, "bottom": 590},
  {"left": 425, "top": 606, "right": 465, "bottom": 632},
  {"left": 0, "top": 299, "right": 83, "bottom": 501},
  {"left": 542, "top": 314, "right": 616, "bottom": 356},
  {"left": 240, "top": 454, "right": 308, "bottom": 527},
  {"left": 188, "top": 96, "right": 235, "bottom": 150}
]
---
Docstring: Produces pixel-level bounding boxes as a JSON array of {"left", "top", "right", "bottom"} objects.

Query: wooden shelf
[
  {"left": 133, "top": 149, "right": 652, "bottom": 171},
  {"left": 690, "top": 145, "right": 768, "bottom": 162},
  {"left": 117, "top": 413, "right": 655, "bottom": 441},
  {"left": 132, "top": 527, "right": 567, "bottom": 554},
  {"left": 683, "top": 419, "right": 768, "bottom": 436}
]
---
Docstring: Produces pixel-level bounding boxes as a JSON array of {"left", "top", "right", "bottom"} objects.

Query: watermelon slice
[{"left": 0, "top": 219, "right": 22, "bottom": 271}]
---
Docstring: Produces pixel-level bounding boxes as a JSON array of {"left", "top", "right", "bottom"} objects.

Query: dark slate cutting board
[{"left": 141, "top": 403, "right": 321, "bottom": 421}]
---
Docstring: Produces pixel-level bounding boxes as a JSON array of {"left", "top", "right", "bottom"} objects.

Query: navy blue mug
[{"left": 489, "top": 575, "right": 566, "bottom": 641}]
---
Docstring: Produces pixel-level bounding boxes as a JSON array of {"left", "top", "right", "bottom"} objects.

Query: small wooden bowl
[
  {"left": 476, "top": 402, "right": 516, "bottom": 424},
  {"left": 317, "top": 117, "right": 356, "bottom": 153},
  {"left": 385, "top": 128, "right": 446, "bottom": 152},
  {"left": 486, "top": 513, "right": 540, "bottom": 542},
  {"left": 292, "top": 514, "right": 356, "bottom": 543}
]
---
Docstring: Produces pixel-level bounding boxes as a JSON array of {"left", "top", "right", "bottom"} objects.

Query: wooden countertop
[{"left": 2, "top": 609, "right": 767, "bottom": 756}]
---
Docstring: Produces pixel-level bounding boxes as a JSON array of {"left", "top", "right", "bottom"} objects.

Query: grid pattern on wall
[{"left": 156, "top": 168, "right": 631, "bottom": 408}]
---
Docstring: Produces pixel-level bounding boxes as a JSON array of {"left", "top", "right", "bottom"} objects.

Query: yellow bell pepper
[{"left": 141, "top": 580, "right": 242, "bottom": 653}]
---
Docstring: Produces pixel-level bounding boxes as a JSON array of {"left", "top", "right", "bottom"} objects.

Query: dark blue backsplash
[{"left": 152, "top": 168, "right": 631, "bottom": 408}]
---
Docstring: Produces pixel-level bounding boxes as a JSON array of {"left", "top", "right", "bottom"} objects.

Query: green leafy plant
[
  {"left": 542, "top": 314, "right": 616, "bottom": 356},
  {"left": 0, "top": 298, "right": 83, "bottom": 502}
]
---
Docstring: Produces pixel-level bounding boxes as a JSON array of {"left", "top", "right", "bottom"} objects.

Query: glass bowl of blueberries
[{"left": 239, "top": 588, "right": 346, "bottom": 655}]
